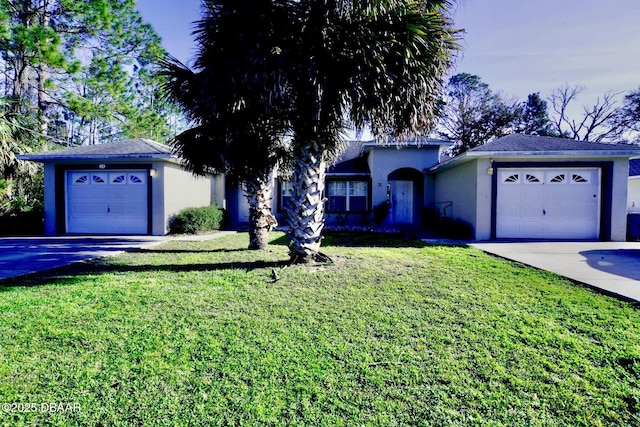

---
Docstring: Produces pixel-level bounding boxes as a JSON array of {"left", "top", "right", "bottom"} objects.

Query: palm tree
[
  {"left": 160, "top": 0, "right": 292, "bottom": 249},
  {"left": 283, "top": 0, "right": 460, "bottom": 262},
  {"left": 0, "top": 98, "right": 42, "bottom": 211}
]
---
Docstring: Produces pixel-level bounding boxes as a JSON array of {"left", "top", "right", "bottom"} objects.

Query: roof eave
[
  {"left": 470, "top": 150, "right": 640, "bottom": 157},
  {"left": 17, "top": 153, "right": 174, "bottom": 162},
  {"left": 428, "top": 149, "right": 640, "bottom": 174}
]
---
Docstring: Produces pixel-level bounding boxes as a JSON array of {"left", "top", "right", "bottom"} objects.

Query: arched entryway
[{"left": 388, "top": 168, "right": 424, "bottom": 226}]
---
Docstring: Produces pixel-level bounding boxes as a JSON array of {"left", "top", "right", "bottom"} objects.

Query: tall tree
[
  {"left": 0, "top": 0, "right": 173, "bottom": 145},
  {"left": 437, "top": 73, "right": 521, "bottom": 155},
  {"left": 283, "top": 0, "right": 460, "bottom": 262},
  {"left": 162, "top": 0, "right": 459, "bottom": 259},
  {"left": 0, "top": 96, "right": 41, "bottom": 211},
  {"left": 612, "top": 87, "right": 640, "bottom": 142},
  {"left": 516, "top": 92, "right": 556, "bottom": 136},
  {"left": 548, "top": 83, "right": 623, "bottom": 142},
  {"left": 161, "top": 0, "right": 292, "bottom": 250}
]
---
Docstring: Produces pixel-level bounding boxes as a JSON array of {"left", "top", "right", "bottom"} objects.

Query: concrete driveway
[
  {"left": 470, "top": 241, "right": 640, "bottom": 303},
  {"left": 0, "top": 236, "right": 169, "bottom": 280}
]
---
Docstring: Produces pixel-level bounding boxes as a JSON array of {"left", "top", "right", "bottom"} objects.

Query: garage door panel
[
  {"left": 497, "top": 167, "right": 600, "bottom": 239},
  {"left": 66, "top": 170, "right": 149, "bottom": 234}
]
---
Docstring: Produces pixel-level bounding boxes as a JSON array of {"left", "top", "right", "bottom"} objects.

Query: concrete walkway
[
  {"left": 470, "top": 241, "right": 640, "bottom": 303},
  {"left": 0, "top": 231, "right": 236, "bottom": 281}
]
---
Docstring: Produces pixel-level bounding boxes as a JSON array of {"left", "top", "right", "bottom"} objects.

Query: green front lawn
[{"left": 0, "top": 232, "right": 638, "bottom": 426}]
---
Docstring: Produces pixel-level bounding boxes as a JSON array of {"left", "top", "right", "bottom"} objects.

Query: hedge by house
[{"left": 169, "top": 205, "right": 224, "bottom": 235}]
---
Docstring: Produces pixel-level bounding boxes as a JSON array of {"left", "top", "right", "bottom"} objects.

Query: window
[
  {"left": 280, "top": 180, "right": 293, "bottom": 211},
  {"left": 504, "top": 174, "right": 519, "bottom": 183},
  {"left": 525, "top": 174, "right": 541, "bottom": 183},
  {"left": 550, "top": 174, "right": 565, "bottom": 183},
  {"left": 74, "top": 175, "right": 88, "bottom": 184},
  {"left": 348, "top": 181, "right": 367, "bottom": 211},
  {"left": 572, "top": 173, "right": 588, "bottom": 183},
  {"left": 129, "top": 173, "right": 145, "bottom": 184},
  {"left": 327, "top": 180, "right": 368, "bottom": 212},
  {"left": 111, "top": 174, "right": 126, "bottom": 184},
  {"left": 92, "top": 174, "right": 106, "bottom": 184}
]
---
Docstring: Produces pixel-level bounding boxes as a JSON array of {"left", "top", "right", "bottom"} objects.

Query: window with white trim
[{"left": 327, "top": 180, "right": 368, "bottom": 212}]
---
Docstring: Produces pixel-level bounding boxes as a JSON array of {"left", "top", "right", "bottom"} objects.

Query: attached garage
[
  {"left": 496, "top": 167, "right": 601, "bottom": 239},
  {"left": 19, "top": 139, "right": 223, "bottom": 236},
  {"left": 431, "top": 134, "right": 640, "bottom": 242}
]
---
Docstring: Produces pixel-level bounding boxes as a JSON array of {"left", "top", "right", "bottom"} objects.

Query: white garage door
[
  {"left": 496, "top": 168, "right": 600, "bottom": 239},
  {"left": 66, "top": 170, "right": 148, "bottom": 234}
]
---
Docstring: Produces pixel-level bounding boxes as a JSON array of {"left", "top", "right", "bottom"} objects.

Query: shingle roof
[
  {"left": 18, "top": 138, "right": 173, "bottom": 162},
  {"left": 327, "top": 155, "right": 370, "bottom": 175},
  {"left": 429, "top": 134, "right": 640, "bottom": 174},
  {"left": 472, "top": 134, "right": 640, "bottom": 153}
]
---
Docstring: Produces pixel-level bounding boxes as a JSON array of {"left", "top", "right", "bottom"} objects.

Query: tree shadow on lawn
[
  {"left": 272, "top": 230, "right": 458, "bottom": 249},
  {"left": 129, "top": 247, "right": 248, "bottom": 255},
  {"left": 0, "top": 231, "right": 466, "bottom": 291},
  {"left": 0, "top": 256, "right": 291, "bottom": 291}
]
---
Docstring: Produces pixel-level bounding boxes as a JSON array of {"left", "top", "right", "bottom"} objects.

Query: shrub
[
  {"left": 372, "top": 201, "right": 390, "bottom": 226},
  {"left": 169, "top": 205, "right": 224, "bottom": 235},
  {"left": 437, "top": 218, "right": 474, "bottom": 240},
  {"left": 0, "top": 210, "right": 44, "bottom": 236}
]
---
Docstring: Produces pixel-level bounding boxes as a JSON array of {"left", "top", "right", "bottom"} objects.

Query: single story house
[
  {"left": 19, "top": 139, "right": 223, "bottom": 236},
  {"left": 20, "top": 135, "right": 640, "bottom": 242}
]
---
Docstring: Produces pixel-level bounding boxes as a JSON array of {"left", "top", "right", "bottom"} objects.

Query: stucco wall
[
  {"left": 610, "top": 158, "right": 630, "bottom": 241},
  {"left": 43, "top": 163, "right": 57, "bottom": 236},
  {"left": 628, "top": 177, "right": 640, "bottom": 213},
  {"left": 160, "top": 162, "right": 215, "bottom": 234},
  {"left": 366, "top": 146, "right": 442, "bottom": 227},
  {"left": 434, "top": 159, "right": 480, "bottom": 236}
]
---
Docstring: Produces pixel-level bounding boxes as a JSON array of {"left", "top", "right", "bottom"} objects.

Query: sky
[{"left": 135, "top": 0, "right": 640, "bottom": 112}]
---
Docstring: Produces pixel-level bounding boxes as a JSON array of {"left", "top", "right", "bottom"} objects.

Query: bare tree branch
[{"left": 548, "top": 84, "right": 623, "bottom": 142}]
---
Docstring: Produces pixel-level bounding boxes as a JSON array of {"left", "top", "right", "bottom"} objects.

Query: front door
[{"left": 391, "top": 180, "right": 413, "bottom": 224}]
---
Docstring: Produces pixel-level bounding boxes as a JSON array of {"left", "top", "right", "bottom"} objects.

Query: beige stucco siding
[
  {"left": 610, "top": 158, "right": 630, "bottom": 241},
  {"left": 43, "top": 163, "right": 57, "bottom": 236},
  {"left": 434, "top": 159, "right": 480, "bottom": 236},
  {"left": 367, "top": 146, "right": 441, "bottom": 215},
  {"left": 160, "top": 162, "right": 214, "bottom": 234},
  {"left": 629, "top": 177, "right": 640, "bottom": 213}
]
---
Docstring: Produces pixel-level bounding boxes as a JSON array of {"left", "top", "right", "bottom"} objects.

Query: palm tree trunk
[
  {"left": 244, "top": 173, "right": 277, "bottom": 250},
  {"left": 285, "top": 140, "right": 327, "bottom": 263}
]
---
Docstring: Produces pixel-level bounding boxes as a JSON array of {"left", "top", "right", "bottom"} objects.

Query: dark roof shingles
[
  {"left": 21, "top": 138, "right": 171, "bottom": 159},
  {"left": 472, "top": 134, "right": 640, "bottom": 152}
]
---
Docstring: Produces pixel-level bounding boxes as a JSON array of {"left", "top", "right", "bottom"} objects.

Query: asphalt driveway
[
  {"left": 470, "top": 241, "right": 640, "bottom": 303},
  {"left": 0, "top": 236, "right": 168, "bottom": 280}
]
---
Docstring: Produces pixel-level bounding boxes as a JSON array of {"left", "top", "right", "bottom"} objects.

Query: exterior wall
[
  {"left": 610, "top": 158, "right": 629, "bottom": 241},
  {"left": 628, "top": 177, "right": 640, "bottom": 213},
  {"left": 160, "top": 162, "right": 214, "bottom": 234},
  {"left": 43, "top": 163, "right": 57, "bottom": 236},
  {"left": 228, "top": 175, "right": 279, "bottom": 228},
  {"left": 474, "top": 159, "right": 494, "bottom": 240},
  {"left": 368, "top": 146, "right": 441, "bottom": 226},
  {"left": 433, "top": 159, "right": 480, "bottom": 237}
]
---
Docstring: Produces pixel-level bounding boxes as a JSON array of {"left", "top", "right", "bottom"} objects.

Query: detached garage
[
  {"left": 431, "top": 134, "right": 640, "bottom": 241},
  {"left": 20, "top": 139, "right": 224, "bottom": 236}
]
